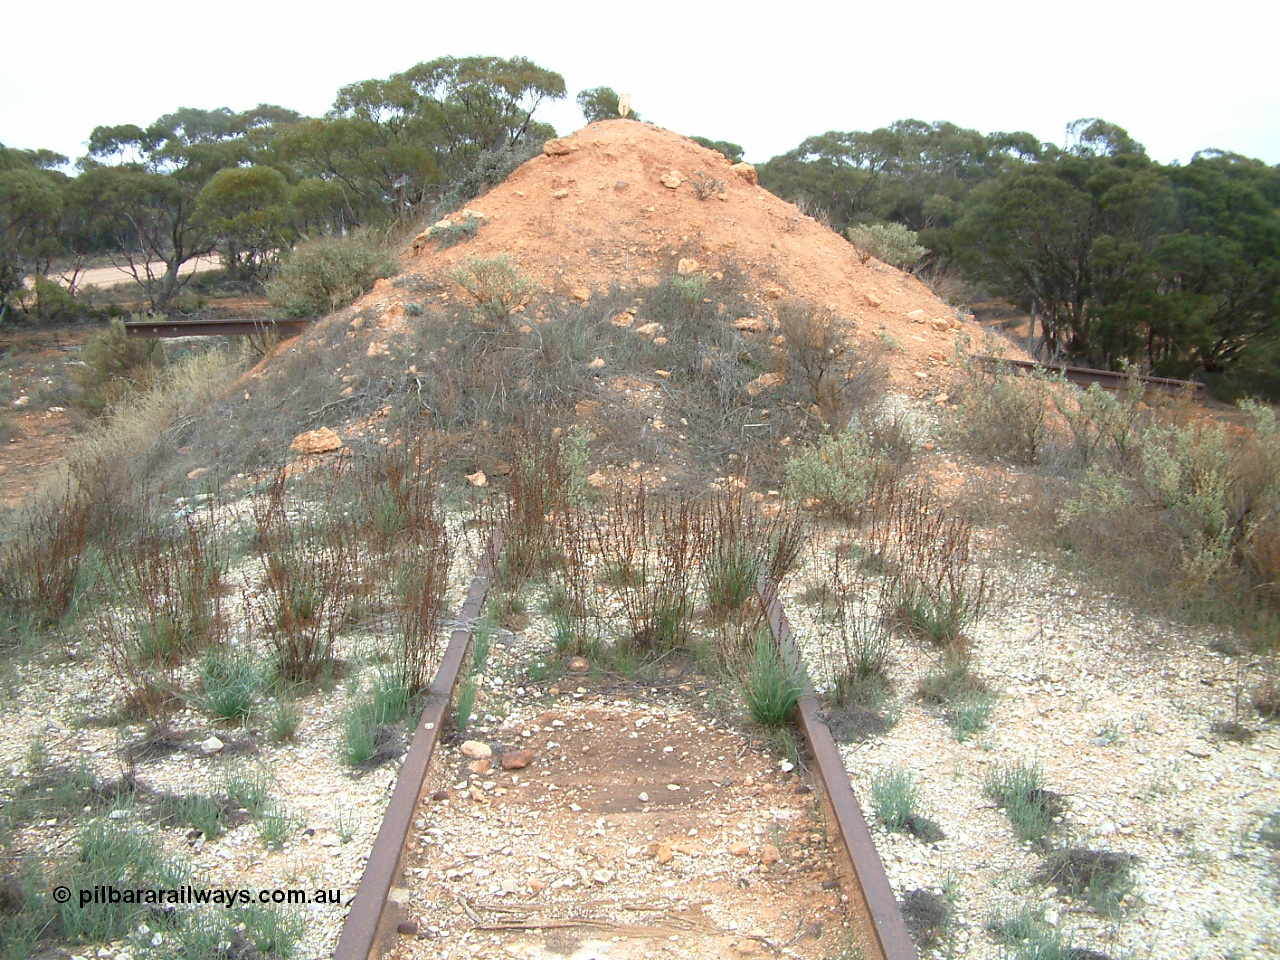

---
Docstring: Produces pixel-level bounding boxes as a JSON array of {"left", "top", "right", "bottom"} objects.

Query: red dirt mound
[{"left": 350, "top": 119, "right": 1026, "bottom": 398}]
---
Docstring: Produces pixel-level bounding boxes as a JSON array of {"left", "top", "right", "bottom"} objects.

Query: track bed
[{"left": 388, "top": 688, "right": 854, "bottom": 960}]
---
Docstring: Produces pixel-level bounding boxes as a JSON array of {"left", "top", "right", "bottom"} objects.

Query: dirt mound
[{"left": 353, "top": 119, "right": 1019, "bottom": 397}]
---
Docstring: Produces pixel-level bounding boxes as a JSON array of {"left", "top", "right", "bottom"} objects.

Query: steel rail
[
  {"left": 123, "top": 318, "right": 318, "bottom": 338},
  {"left": 972, "top": 355, "right": 1205, "bottom": 398},
  {"left": 758, "top": 581, "right": 920, "bottom": 960},
  {"left": 334, "top": 528, "right": 503, "bottom": 960}
]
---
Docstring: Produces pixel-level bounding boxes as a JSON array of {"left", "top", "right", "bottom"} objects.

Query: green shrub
[
  {"left": 449, "top": 256, "right": 536, "bottom": 321},
  {"left": 958, "top": 361, "right": 1056, "bottom": 464},
  {"left": 73, "top": 319, "right": 167, "bottom": 417},
  {"left": 427, "top": 215, "right": 482, "bottom": 249},
  {"left": 343, "top": 670, "right": 412, "bottom": 765},
  {"left": 194, "top": 647, "right": 261, "bottom": 721},
  {"left": 266, "top": 231, "right": 397, "bottom": 318},
  {"left": 983, "top": 760, "right": 1062, "bottom": 846},
  {"left": 671, "top": 273, "right": 707, "bottom": 303},
  {"left": 945, "top": 689, "right": 996, "bottom": 741},
  {"left": 847, "top": 222, "right": 927, "bottom": 270},
  {"left": 741, "top": 632, "right": 804, "bottom": 727},
  {"left": 56, "top": 818, "right": 187, "bottom": 942},
  {"left": 784, "top": 429, "right": 894, "bottom": 519}
]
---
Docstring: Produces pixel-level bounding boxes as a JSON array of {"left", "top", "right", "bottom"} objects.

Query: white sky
[{"left": 2, "top": 0, "right": 1277, "bottom": 168}]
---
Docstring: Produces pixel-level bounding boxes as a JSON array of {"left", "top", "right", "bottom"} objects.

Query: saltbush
[
  {"left": 266, "top": 231, "right": 397, "bottom": 318},
  {"left": 847, "top": 222, "right": 928, "bottom": 270}
]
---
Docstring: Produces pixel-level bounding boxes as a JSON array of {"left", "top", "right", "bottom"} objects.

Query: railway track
[
  {"left": 123, "top": 317, "right": 318, "bottom": 338},
  {"left": 333, "top": 531, "right": 918, "bottom": 960},
  {"left": 972, "top": 355, "right": 1205, "bottom": 398}
]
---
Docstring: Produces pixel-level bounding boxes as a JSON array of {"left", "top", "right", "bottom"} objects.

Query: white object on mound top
[{"left": 618, "top": 94, "right": 632, "bottom": 118}]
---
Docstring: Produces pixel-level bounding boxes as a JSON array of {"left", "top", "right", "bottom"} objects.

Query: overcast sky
[{"left": 3, "top": 0, "right": 1277, "bottom": 168}]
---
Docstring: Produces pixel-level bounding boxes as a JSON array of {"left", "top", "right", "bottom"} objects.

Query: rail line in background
[
  {"left": 972, "top": 355, "right": 1206, "bottom": 398},
  {"left": 123, "top": 318, "right": 318, "bottom": 338}
]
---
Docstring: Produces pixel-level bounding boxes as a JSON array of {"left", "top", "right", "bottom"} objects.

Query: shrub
[
  {"left": 784, "top": 428, "right": 896, "bottom": 520},
  {"left": 343, "top": 670, "right": 412, "bottom": 766},
  {"left": 691, "top": 171, "right": 726, "bottom": 200},
  {"left": 1037, "top": 847, "right": 1137, "bottom": 917},
  {"left": 983, "top": 760, "right": 1062, "bottom": 847},
  {"left": 847, "top": 222, "right": 927, "bottom": 270},
  {"left": 870, "top": 768, "right": 944, "bottom": 841},
  {"left": 741, "top": 631, "right": 804, "bottom": 727},
  {"left": 671, "top": 273, "right": 707, "bottom": 303},
  {"left": 449, "top": 256, "right": 536, "bottom": 321},
  {"left": 427, "top": 214, "right": 482, "bottom": 249},
  {"left": 266, "top": 231, "right": 397, "bottom": 318},
  {"left": 56, "top": 819, "right": 187, "bottom": 943},
  {"left": 958, "top": 360, "right": 1056, "bottom": 464},
  {"left": 945, "top": 689, "right": 996, "bottom": 741},
  {"left": 72, "top": 319, "right": 167, "bottom": 417},
  {"left": 194, "top": 647, "right": 261, "bottom": 721}
]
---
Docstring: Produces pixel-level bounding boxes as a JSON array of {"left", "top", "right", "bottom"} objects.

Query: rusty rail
[
  {"left": 334, "top": 528, "right": 502, "bottom": 960},
  {"left": 123, "top": 317, "right": 317, "bottom": 338},
  {"left": 759, "top": 581, "right": 920, "bottom": 960},
  {"left": 972, "top": 355, "right": 1205, "bottom": 399}
]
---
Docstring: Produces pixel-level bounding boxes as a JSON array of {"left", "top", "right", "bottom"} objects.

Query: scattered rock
[
  {"left": 465, "top": 470, "right": 487, "bottom": 487},
  {"left": 588, "top": 357, "right": 606, "bottom": 369},
  {"left": 746, "top": 372, "right": 785, "bottom": 396},
  {"left": 198, "top": 736, "right": 224, "bottom": 756},
  {"left": 460, "top": 741, "right": 492, "bottom": 760},
  {"left": 676, "top": 258, "right": 700, "bottom": 275},
  {"left": 586, "top": 472, "right": 609, "bottom": 489},
  {"left": 468, "top": 759, "right": 491, "bottom": 775},
  {"left": 186, "top": 467, "right": 208, "bottom": 480},
  {"left": 567, "top": 656, "right": 590, "bottom": 673},
  {"left": 653, "top": 841, "right": 674, "bottom": 864},
  {"left": 733, "top": 317, "right": 769, "bottom": 333},
  {"left": 289, "top": 427, "right": 343, "bottom": 455},
  {"left": 501, "top": 749, "right": 535, "bottom": 771},
  {"left": 634, "top": 322, "right": 664, "bottom": 338},
  {"left": 760, "top": 844, "right": 782, "bottom": 865},
  {"left": 731, "top": 162, "right": 757, "bottom": 185},
  {"left": 864, "top": 291, "right": 883, "bottom": 308},
  {"left": 543, "top": 139, "right": 575, "bottom": 156},
  {"left": 610, "top": 312, "right": 634, "bottom": 328},
  {"left": 729, "top": 842, "right": 751, "bottom": 857},
  {"left": 570, "top": 286, "right": 591, "bottom": 302},
  {"left": 552, "top": 189, "right": 570, "bottom": 199},
  {"left": 660, "top": 171, "right": 683, "bottom": 189}
]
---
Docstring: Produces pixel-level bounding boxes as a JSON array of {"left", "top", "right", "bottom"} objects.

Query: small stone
[
  {"left": 528, "top": 878, "right": 548, "bottom": 894},
  {"left": 760, "top": 844, "right": 781, "bottom": 865},
  {"left": 289, "top": 428, "right": 343, "bottom": 455},
  {"left": 461, "top": 741, "right": 492, "bottom": 760},
  {"left": 821, "top": 879, "right": 840, "bottom": 891},
  {"left": 730, "top": 162, "right": 757, "bottom": 185},
  {"left": 634, "top": 322, "right": 664, "bottom": 338},
  {"left": 729, "top": 842, "right": 751, "bottom": 857},
  {"left": 588, "top": 357, "right": 606, "bottom": 369},
  {"left": 676, "top": 258, "right": 700, "bottom": 275},
  {"left": 610, "top": 312, "right": 634, "bottom": 328},
  {"left": 653, "top": 841, "right": 674, "bottom": 864},
  {"left": 468, "top": 759, "right": 491, "bottom": 774},
  {"left": 465, "top": 470, "right": 487, "bottom": 487},
  {"left": 543, "top": 139, "right": 574, "bottom": 156},
  {"left": 733, "top": 317, "right": 769, "bottom": 333},
  {"left": 567, "top": 657, "right": 589, "bottom": 673},
  {"left": 198, "top": 736, "right": 224, "bottom": 755},
  {"left": 864, "top": 291, "right": 883, "bottom": 308},
  {"left": 592, "top": 869, "right": 614, "bottom": 884},
  {"left": 552, "top": 188, "right": 570, "bottom": 199},
  {"left": 746, "top": 372, "right": 785, "bottom": 396},
  {"left": 501, "top": 749, "right": 535, "bottom": 771},
  {"left": 570, "top": 286, "right": 591, "bottom": 302},
  {"left": 431, "top": 789, "right": 450, "bottom": 802},
  {"left": 638, "top": 792, "right": 650, "bottom": 803},
  {"left": 660, "top": 171, "right": 683, "bottom": 189},
  {"left": 655, "top": 369, "right": 671, "bottom": 379}
]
